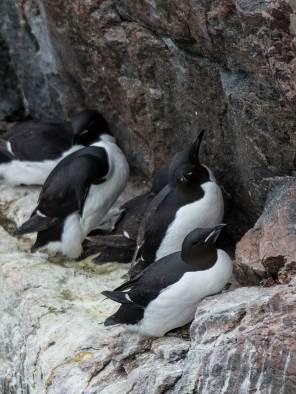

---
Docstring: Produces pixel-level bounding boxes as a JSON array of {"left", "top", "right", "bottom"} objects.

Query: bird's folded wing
[{"left": 129, "top": 185, "right": 171, "bottom": 275}]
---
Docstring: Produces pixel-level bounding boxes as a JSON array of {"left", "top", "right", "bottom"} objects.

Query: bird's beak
[
  {"left": 180, "top": 171, "right": 193, "bottom": 183},
  {"left": 190, "top": 130, "right": 205, "bottom": 163},
  {"left": 204, "top": 224, "right": 227, "bottom": 244}
]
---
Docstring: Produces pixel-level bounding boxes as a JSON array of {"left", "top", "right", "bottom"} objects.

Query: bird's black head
[
  {"left": 71, "top": 110, "right": 114, "bottom": 145},
  {"left": 181, "top": 224, "right": 226, "bottom": 267},
  {"left": 168, "top": 131, "right": 211, "bottom": 188}
]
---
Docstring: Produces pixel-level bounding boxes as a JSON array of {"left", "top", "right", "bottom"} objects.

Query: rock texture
[
  {"left": 235, "top": 177, "right": 296, "bottom": 286},
  {"left": 0, "top": 182, "right": 295, "bottom": 394},
  {"left": 0, "top": 36, "right": 23, "bottom": 120},
  {"left": 1, "top": 0, "right": 296, "bottom": 237},
  {"left": 0, "top": 0, "right": 70, "bottom": 119}
]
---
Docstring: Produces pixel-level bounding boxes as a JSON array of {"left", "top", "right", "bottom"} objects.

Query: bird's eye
[{"left": 181, "top": 171, "right": 193, "bottom": 182}]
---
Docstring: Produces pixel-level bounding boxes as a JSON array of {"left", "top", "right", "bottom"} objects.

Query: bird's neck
[
  {"left": 182, "top": 246, "right": 217, "bottom": 269},
  {"left": 100, "top": 133, "right": 116, "bottom": 144}
]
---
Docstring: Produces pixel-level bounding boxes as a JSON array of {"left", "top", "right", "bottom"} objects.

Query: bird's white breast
[
  {"left": 80, "top": 141, "right": 129, "bottom": 236},
  {"left": 45, "top": 213, "right": 83, "bottom": 259},
  {"left": 156, "top": 181, "right": 224, "bottom": 260},
  {"left": 135, "top": 249, "right": 233, "bottom": 337}
]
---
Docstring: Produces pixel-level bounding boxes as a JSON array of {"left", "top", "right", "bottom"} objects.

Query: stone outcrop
[
  {"left": 0, "top": 181, "right": 295, "bottom": 394},
  {"left": 1, "top": 0, "right": 296, "bottom": 237},
  {"left": 235, "top": 177, "right": 296, "bottom": 286}
]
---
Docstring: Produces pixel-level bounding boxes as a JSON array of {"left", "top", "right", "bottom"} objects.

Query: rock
[
  {"left": 0, "top": 181, "right": 295, "bottom": 393},
  {"left": 0, "top": 0, "right": 77, "bottom": 119},
  {"left": 0, "top": 36, "right": 24, "bottom": 120},
  {"left": 1, "top": 0, "right": 296, "bottom": 238},
  {"left": 235, "top": 177, "right": 296, "bottom": 285},
  {"left": 177, "top": 285, "right": 296, "bottom": 394}
]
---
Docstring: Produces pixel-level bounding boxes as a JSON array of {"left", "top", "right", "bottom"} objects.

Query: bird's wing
[
  {"left": 17, "top": 211, "right": 60, "bottom": 235},
  {"left": 8, "top": 121, "right": 72, "bottom": 161},
  {"left": 17, "top": 148, "right": 109, "bottom": 235},
  {"left": 38, "top": 147, "right": 109, "bottom": 218},
  {"left": 128, "top": 185, "right": 174, "bottom": 278},
  {"left": 109, "top": 252, "right": 190, "bottom": 307},
  {"left": 129, "top": 255, "right": 194, "bottom": 306}
]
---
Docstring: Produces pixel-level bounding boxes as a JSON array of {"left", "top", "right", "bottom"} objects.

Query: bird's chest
[
  {"left": 80, "top": 152, "right": 129, "bottom": 234},
  {"left": 156, "top": 182, "right": 223, "bottom": 259},
  {"left": 80, "top": 181, "right": 117, "bottom": 234}
]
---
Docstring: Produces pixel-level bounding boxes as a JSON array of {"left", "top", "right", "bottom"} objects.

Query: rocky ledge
[{"left": 0, "top": 179, "right": 295, "bottom": 394}]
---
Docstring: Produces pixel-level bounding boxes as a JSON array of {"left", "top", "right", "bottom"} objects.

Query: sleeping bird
[
  {"left": 17, "top": 136, "right": 129, "bottom": 259},
  {"left": 0, "top": 110, "right": 111, "bottom": 185}
]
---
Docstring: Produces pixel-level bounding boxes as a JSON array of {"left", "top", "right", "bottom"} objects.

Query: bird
[
  {"left": 102, "top": 224, "right": 233, "bottom": 337},
  {"left": 128, "top": 130, "right": 224, "bottom": 278},
  {"left": 82, "top": 166, "right": 169, "bottom": 264},
  {"left": 0, "top": 110, "right": 112, "bottom": 186},
  {"left": 17, "top": 137, "right": 129, "bottom": 259}
]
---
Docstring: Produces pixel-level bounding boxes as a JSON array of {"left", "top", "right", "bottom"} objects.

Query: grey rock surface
[
  {"left": 0, "top": 0, "right": 72, "bottom": 119},
  {"left": 235, "top": 176, "right": 296, "bottom": 285},
  {"left": 0, "top": 35, "right": 23, "bottom": 120}
]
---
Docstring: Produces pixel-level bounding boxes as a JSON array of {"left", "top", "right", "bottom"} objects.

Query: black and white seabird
[
  {"left": 129, "top": 131, "right": 224, "bottom": 277},
  {"left": 102, "top": 225, "right": 233, "bottom": 337},
  {"left": 17, "top": 138, "right": 129, "bottom": 259},
  {"left": 0, "top": 110, "right": 111, "bottom": 185}
]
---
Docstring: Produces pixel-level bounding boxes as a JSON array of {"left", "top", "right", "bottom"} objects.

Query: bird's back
[
  {"left": 38, "top": 146, "right": 109, "bottom": 218},
  {"left": 5, "top": 121, "right": 73, "bottom": 161}
]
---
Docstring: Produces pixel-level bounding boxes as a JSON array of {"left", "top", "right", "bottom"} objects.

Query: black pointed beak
[
  {"left": 192, "top": 130, "right": 205, "bottom": 162},
  {"left": 205, "top": 224, "right": 226, "bottom": 244}
]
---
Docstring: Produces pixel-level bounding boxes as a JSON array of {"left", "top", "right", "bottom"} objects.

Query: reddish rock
[{"left": 235, "top": 177, "right": 296, "bottom": 285}]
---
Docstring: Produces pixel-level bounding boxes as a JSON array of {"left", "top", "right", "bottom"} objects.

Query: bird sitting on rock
[
  {"left": 0, "top": 110, "right": 110, "bottom": 186},
  {"left": 102, "top": 224, "right": 233, "bottom": 337},
  {"left": 17, "top": 136, "right": 129, "bottom": 259},
  {"left": 129, "top": 130, "right": 224, "bottom": 278}
]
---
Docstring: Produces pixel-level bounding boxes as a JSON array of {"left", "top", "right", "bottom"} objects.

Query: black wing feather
[
  {"left": 37, "top": 146, "right": 109, "bottom": 218},
  {"left": 4, "top": 121, "right": 73, "bottom": 161},
  {"left": 109, "top": 252, "right": 197, "bottom": 308}
]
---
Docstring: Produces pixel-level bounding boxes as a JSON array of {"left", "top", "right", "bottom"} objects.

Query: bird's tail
[
  {"left": 101, "top": 290, "right": 133, "bottom": 305},
  {"left": 0, "top": 138, "right": 13, "bottom": 163},
  {"left": 17, "top": 214, "right": 59, "bottom": 235},
  {"left": 104, "top": 304, "right": 144, "bottom": 327}
]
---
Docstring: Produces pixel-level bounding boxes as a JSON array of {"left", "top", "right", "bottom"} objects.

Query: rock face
[
  {"left": 0, "top": 181, "right": 295, "bottom": 394},
  {"left": 1, "top": 0, "right": 296, "bottom": 236},
  {"left": 0, "top": 0, "right": 70, "bottom": 119},
  {"left": 0, "top": 36, "right": 23, "bottom": 120},
  {"left": 235, "top": 177, "right": 296, "bottom": 286}
]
